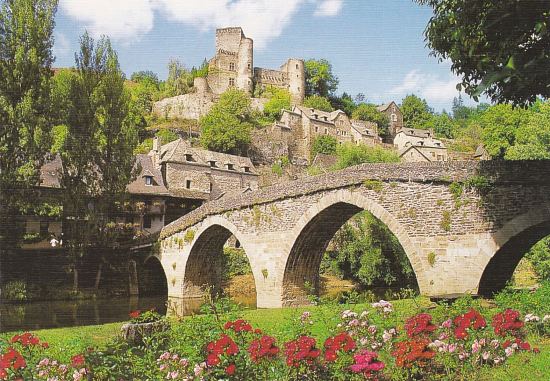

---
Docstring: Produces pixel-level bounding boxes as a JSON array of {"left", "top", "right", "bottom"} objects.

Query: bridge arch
[
  {"left": 140, "top": 255, "right": 168, "bottom": 296},
  {"left": 281, "top": 189, "right": 425, "bottom": 306},
  {"left": 478, "top": 207, "right": 550, "bottom": 296},
  {"left": 183, "top": 216, "right": 258, "bottom": 302}
]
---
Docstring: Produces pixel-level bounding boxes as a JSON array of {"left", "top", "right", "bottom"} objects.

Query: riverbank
[{"left": 2, "top": 284, "right": 548, "bottom": 380}]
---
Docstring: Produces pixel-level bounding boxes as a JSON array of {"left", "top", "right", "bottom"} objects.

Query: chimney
[{"left": 152, "top": 136, "right": 160, "bottom": 153}]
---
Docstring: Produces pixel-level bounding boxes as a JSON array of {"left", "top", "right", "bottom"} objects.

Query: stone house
[
  {"left": 377, "top": 101, "right": 404, "bottom": 142},
  {"left": 394, "top": 128, "right": 448, "bottom": 162},
  {"left": 265, "top": 105, "right": 383, "bottom": 164},
  {"left": 153, "top": 27, "right": 305, "bottom": 120}
]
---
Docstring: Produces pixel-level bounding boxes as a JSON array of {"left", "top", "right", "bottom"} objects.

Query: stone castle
[{"left": 153, "top": 27, "right": 305, "bottom": 120}]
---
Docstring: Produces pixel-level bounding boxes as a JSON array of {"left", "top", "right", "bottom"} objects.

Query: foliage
[
  {"left": 1, "top": 281, "right": 28, "bottom": 302},
  {"left": 312, "top": 135, "right": 337, "bottom": 156},
  {"left": 162, "top": 59, "right": 209, "bottom": 99},
  {"left": 262, "top": 87, "right": 291, "bottom": 120},
  {"left": 426, "top": 112, "right": 456, "bottom": 139},
  {"left": 525, "top": 236, "right": 550, "bottom": 281},
  {"left": 303, "top": 95, "right": 334, "bottom": 112},
  {"left": 400, "top": 94, "right": 433, "bottom": 130},
  {"left": 329, "top": 92, "right": 357, "bottom": 117},
  {"left": 128, "top": 309, "right": 163, "bottom": 324},
  {"left": 0, "top": 0, "right": 58, "bottom": 250},
  {"left": 304, "top": 59, "right": 339, "bottom": 97},
  {"left": 334, "top": 143, "right": 399, "bottom": 169},
  {"left": 130, "top": 71, "right": 159, "bottom": 85},
  {"left": 352, "top": 103, "right": 390, "bottom": 137},
  {"left": 326, "top": 212, "right": 417, "bottom": 289},
  {"left": 222, "top": 247, "right": 252, "bottom": 278},
  {"left": 199, "top": 88, "right": 253, "bottom": 155},
  {"left": 416, "top": 0, "right": 550, "bottom": 106}
]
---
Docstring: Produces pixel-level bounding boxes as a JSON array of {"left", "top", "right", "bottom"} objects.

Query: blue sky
[{"left": 54, "top": 0, "right": 485, "bottom": 111}]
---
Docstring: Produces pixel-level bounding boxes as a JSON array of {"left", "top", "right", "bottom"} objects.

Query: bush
[
  {"left": 525, "top": 236, "right": 550, "bottom": 280},
  {"left": 335, "top": 143, "right": 399, "bottom": 169},
  {"left": 223, "top": 247, "right": 252, "bottom": 278},
  {"left": 263, "top": 88, "right": 291, "bottom": 120},
  {"left": 311, "top": 135, "right": 337, "bottom": 156}
]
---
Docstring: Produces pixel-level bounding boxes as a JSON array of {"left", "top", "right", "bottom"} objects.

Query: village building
[
  {"left": 20, "top": 139, "right": 258, "bottom": 249},
  {"left": 394, "top": 128, "right": 448, "bottom": 162},
  {"left": 153, "top": 27, "right": 305, "bottom": 120},
  {"left": 377, "top": 101, "right": 404, "bottom": 142},
  {"left": 258, "top": 105, "right": 384, "bottom": 165}
]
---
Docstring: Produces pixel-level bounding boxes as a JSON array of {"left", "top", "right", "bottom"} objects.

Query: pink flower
[
  {"left": 505, "top": 347, "right": 514, "bottom": 357},
  {"left": 441, "top": 319, "right": 452, "bottom": 328},
  {"left": 482, "top": 351, "right": 490, "bottom": 361}
]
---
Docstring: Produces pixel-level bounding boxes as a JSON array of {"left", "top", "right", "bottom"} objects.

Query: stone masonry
[{"left": 154, "top": 160, "right": 550, "bottom": 308}]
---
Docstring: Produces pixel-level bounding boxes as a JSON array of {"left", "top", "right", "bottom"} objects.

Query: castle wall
[{"left": 152, "top": 91, "right": 216, "bottom": 120}]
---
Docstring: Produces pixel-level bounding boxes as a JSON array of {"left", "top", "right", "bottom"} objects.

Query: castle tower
[
  {"left": 285, "top": 58, "right": 306, "bottom": 105},
  {"left": 207, "top": 27, "right": 254, "bottom": 96}
]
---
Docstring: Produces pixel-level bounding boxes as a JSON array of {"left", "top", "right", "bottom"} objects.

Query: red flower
[
  {"left": 0, "top": 368, "right": 6, "bottom": 380},
  {"left": 248, "top": 335, "right": 279, "bottom": 363},
  {"left": 10, "top": 332, "right": 41, "bottom": 347},
  {"left": 323, "top": 332, "right": 356, "bottom": 362},
  {"left": 453, "top": 309, "right": 486, "bottom": 339},
  {"left": 404, "top": 313, "right": 437, "bottom": 338},
  {"left": 205, "top": 334, "right": 240, "bottom": 367},
  {"left": 129, "top": 310, "right": 141, "bottom": 319},
  {"left": 391, "top": 339, "right": 435, "bottom": 368},
  {"left": 503, "top": 338, "right": 531, "bottom": 351},
  {"left": 0, "top": 348, "right": 26, "bottom": 371},
  {"left": 71, "top": 354, "right": 85, "bottom": 368},
  {"left": 492, "top": 309, "right": 524, "bottom": 337},
  {"left": 225, "top": 363, "right": 236, "bottom": 375},
  {"left": 284, "top": 336, "right": 320, "bottom": 367},
  {"left": 224, "top": 319, "right": 253, "bottom": 333}
]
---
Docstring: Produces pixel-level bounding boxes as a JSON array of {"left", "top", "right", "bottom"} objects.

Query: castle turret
[
  {"left": 237, "top": 36, "right": 254, "bottom": 95},
  {"left": 285, "top": 59, "right": 305, "bottom": 105}
]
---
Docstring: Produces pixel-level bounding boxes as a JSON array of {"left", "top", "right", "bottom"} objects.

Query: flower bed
[{"left": 1, "top": 297, "right": 548, "bottom": 380}]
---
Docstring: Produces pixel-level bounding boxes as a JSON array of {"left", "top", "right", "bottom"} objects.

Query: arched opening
[
  {"left": 184, "top": 225, "right": 257, "bottom": 307},
  {"left": 139, "top": 257, "right": 168, "bottom": 297},
  {"left": 479, "top": 221, "right": 550, "bottom": 296},
  {"left": 282, "top": 201, "right": 419, "bottom": 306}
]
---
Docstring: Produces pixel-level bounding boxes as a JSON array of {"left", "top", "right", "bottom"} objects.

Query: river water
[{"left": 0, "top": 295, "right": 260, "bottom": 333}]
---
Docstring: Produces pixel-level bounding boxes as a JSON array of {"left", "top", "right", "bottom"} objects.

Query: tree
[
  {"left": 479, "top": 104, "right": 529, "bottom": 159},
  {"left": 326, "top": 212, "right": 416, "bottom": 288},
  {"left": 0, "top": 0, "right": 58, "bottom": 255},
  {"left": 427, "top": 112, "right": 456, "bottom": 139},
  {"left": 263, "top": 87, "right": 291, "bottom": 120},
  {"left": 352, "top": 104, "right": 390, "bottom": 137},
  {"left": 312, "top": 135, "right": 337, "bottom": 157},
  {"left": 164, "top": 59, "right": 193, "bottom": 97},
  {"left": 131, "top": 70, "right": 159, "bottom": 86},
  {"left": 200, "top": 88, "right": 254, "bottom": 155},
  {"left": 451, "top": 95, "right": 474, "bottom": 121},
  {"left": 304, "top": 59, "right": 339, "bottom": 97},
  {"left": 335, "top": 143, "right": 400, "bottom": 169},
  {"left": 416, "top": 0, "right": 550, "bottom": 106},
  {"left": 329, "top": 92, "right": 356, "bottom": 116},
  {"left": 400, "top": 95, "right": 433, "bottom": 130},
  {"left": 58, "top": 32, "right": 139, "bottom": 291},
  {"left": 303, "top": 95, "right": 334, "bottom": 112}
]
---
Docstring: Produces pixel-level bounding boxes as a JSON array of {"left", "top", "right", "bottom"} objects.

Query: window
[
  {"left": 296, "top": 64, "right": 299, "bottom": 69},
  {"left": 208, "top": 160, "right": 217, "bottom": 167},
  {"left": 209, "top": 183, "right": 213, "bottom": 192},
  {"left": 324, "top": 128, "right": 328, "bottom": 135},
  {"left": 247, "top": 63, "right": 251, "bottom": 69},
  {"left": 229, "top": 78, "right": 235, "bottom": 87},
  {"left": 243, "top": 166, "right": 250, "bottom": 173},
  {"left": 315, "top": 126, "right": 319, "bottom": 133},
  {"left": 186, "top": 180, "right": 191, "bottom": 189},
  {"left": 229, "top": 62, "right": 235, "bottom": 71},
  {"left": 185, "top": 154, "right": 194, "bottom": 162},
  {"left": 145, "top": 176, "right": 153, "bottom": 186},
  {"left": 391, "top": 114, "right": 397, "bottom": 122},
  {"left": 40, "top": 221, "right": 49, "bottom": 236},
  {"left": 226, "top": 163, "right": 235, "bottom": 170},
  {"left": 143, "top": 216, "right": 152, "bottom": 229}
]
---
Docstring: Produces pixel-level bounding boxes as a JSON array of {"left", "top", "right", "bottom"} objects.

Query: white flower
[
  {"left": 505, "top": 347, "right": 514, "bottom": 357},
  {"left": 525, "top": 314, "right": 540, "bottom": 322}
]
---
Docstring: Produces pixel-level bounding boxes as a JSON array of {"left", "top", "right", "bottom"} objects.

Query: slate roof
[
  {"left": 159, "top": 139, "right": 257, "bottom": 173},
  {"left": 398, "top": 128, "right": 434, "bottom": 139},
  {"left": 350, "top": 120, "right": 378, "bottom": 137},
  {"left": 293, "top": 105, "right": 340, "bottom": 124},
  {"left": 126, "top": 154, "right": 170, "bottom": 196},
  {"left": 377, "top": 102, "right": 394, "bottom": 112}
]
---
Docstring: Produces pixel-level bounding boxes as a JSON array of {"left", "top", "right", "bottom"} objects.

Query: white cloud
[
  {"left": 53, "top": 32, "right": 71, "bottom": 58},
  {"left": 388, "top": 70, "right": 461, "bottom": 108},
  {"left": 60, "top": 0, "right": 343, "bottom": 49},
  {"left": 314, "top": 0, "right": 343, "bottom": 17},
  {"left": 60, "top": 0, "right": 155, "bottom": 42}
]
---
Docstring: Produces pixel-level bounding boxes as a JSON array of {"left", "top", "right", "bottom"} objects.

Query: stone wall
[{"left": 152, "top": 91, "right": 216, "bottom": 120}]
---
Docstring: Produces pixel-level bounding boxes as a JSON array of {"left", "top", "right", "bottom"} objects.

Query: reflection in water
[{"left": 0, "top": 296, "right": 168, "bottom": 333}]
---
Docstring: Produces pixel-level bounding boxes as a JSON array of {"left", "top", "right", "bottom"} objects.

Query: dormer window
[
  {"left": 185, "top": 154, "right": 194, "bottom": 162},
  {"left": 243, "top": 166, "right": 250, "bottom": 173},
  {"left": 323, "top": 116, "right": 328, "bottom": 121},
  {"left": 208, "top": 160, "right": 217, "bottom": 167},
  {"left": 226, "top": 163, "right": 235, "bottom": 171},
  {"left": 145, "top": 176, "right": 153, "bottom": 186}
]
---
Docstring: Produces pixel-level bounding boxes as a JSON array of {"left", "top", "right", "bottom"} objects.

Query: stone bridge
[{"left": 154, "top": 161, "right": 550, "bottom": 308}]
